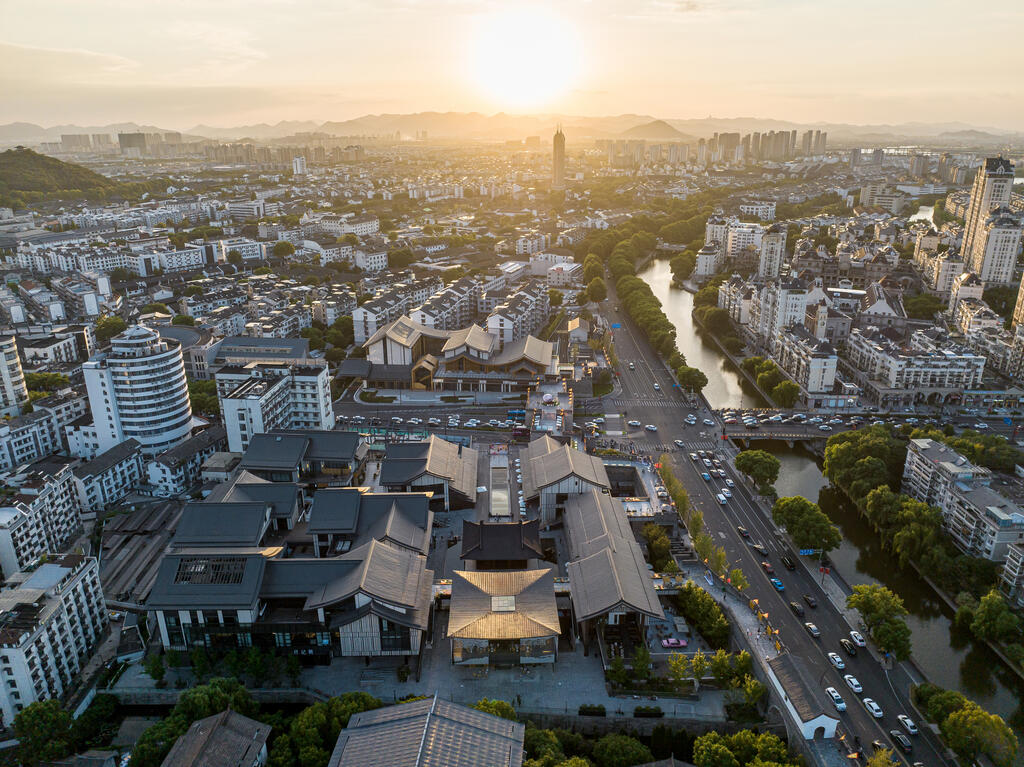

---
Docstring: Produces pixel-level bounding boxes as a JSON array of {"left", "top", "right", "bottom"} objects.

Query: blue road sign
[
  {"left": 611, "top": 323, "right": 622, "bottom": 329},
  {"left": 798, "top": 548, "right": 816, "bottom": 556},
  {"left": 1004, "top": 417, "right": 1013, "bottom": 425}
]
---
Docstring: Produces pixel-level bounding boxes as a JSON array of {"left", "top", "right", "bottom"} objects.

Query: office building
[
  {"left": 73, "top": 325, "right": 193, "bottom": 458},
  {"left": 552, "top": 126, "right": 565, "bottom": 190}
]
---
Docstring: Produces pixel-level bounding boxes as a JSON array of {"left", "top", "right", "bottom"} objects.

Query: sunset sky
[{"left": 2, "top": 0, "right": 1022, "bottom": 130}]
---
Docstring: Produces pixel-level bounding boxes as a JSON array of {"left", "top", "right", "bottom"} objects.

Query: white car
[
  {"left": 974, "top": 422, "right": 989, "bottom": 430},
  {"left": 849, "top": 630, "right": 866, "bottom": 647},
  {"left": 645, "top": 424, "right": 658, "bottom": 432},
  {"left": 825, "top": 687, "right": 846, "bottom": 712},
  {"left": 391, "top": 416, "right": 403, "bottom": 424},
  {"left": 627, "top": 420, "right": 642, "bottom": 427},
  {"left": 863, "top": 698, "right": 883, "bottom": 718},
  {"left": 725, "top": 479, "right": 735, "bottom": 488},
  {"left": 428, "top": 418, "right": 440, "bottom": 426},
  {"left": 674, "top": 439, "right": 686, "bottom": 447},
  {"left": 594, "top": 417, "right": 605, "bottom": 424},
  {"left": 828, "top": 652, "right": 845, "bottom": 670},
  {"left": 898, "top": 714, "right": 918, "bottom": 735},
  {"left": 408, "top": 417, "right": 422, "bottom": 425},
  {"left": 721, "top": 488, "right": 732, "bottom": 498},
  {"left": 843, "top": 674, "right": 862, "bottom": 693},
  {"left": 653, "top": 383, "right": 661, "bottom": 391},
  {"left": 703, "top": 418, "right": 716, "bottom": 426}
]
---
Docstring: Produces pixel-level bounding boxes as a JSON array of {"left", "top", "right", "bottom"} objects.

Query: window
[{"left": 379, "top": 618, "right": 411, "bottom": 651}]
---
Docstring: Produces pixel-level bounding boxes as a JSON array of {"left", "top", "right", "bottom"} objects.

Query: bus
[{"left": 507, "top": 409, "right": 526, "bottom": 419}]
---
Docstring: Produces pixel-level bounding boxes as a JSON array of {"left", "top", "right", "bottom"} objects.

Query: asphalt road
[{"left": 602, "top": 290, "right": 954, "bottom": 767}]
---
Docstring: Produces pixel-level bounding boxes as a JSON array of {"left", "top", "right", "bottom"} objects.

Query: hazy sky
[{"left": 2, "top": 0, "right": 1023, "bottom": 130}]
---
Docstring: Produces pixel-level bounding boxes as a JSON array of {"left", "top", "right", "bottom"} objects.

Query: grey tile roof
[
  {"left": 146, "top": 552, "right": 266, "bottom": 610},
  {"left": 307, "top": 488, "right": 433, "bottom": 554},
  {"left": 72, "top": 439, "right": 141, "bottom": 478},
  {"left": 239, "top": 433, "right": 309, "bottom": 471},
  {"left": 206, "top": 471, "right": 300, "bottom": 520},
  {"left": 160, "top": 709, "right": 271, "bottom": 767},
  {"left": 328, "top": 695, "right": 524, "bottom": 767},
  {"left": 172, "top": 502, "right": 270, "bottom": 548},
  {"left": 520, "top": 436, "right": 609, "bottom": 500},
  {"left": 460, "top": 520, "right": 543, "bottom": 562},
  {"left": 563, "top": 491, "right": 664, "bottom": 621},
  {"left": 153, "top": 426, "right": 226, "bottom": 468},
  {"left": 380, "top": 436, "right": 478, "bottom": 502},
  {"left": 305, "top": 539, "right": 429, "bottom": 613},
  {"left": 448, "top": 568, "right": 559, "bottom": 640}
]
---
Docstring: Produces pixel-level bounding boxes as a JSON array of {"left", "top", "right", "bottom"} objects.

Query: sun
[{"left": 469, "top": 8, "right": 581, "bottom": 110}]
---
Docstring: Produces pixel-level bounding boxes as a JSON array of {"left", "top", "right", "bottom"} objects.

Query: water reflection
[{"left": 638, "top": 262, "right": 1024, "bottom": 726}]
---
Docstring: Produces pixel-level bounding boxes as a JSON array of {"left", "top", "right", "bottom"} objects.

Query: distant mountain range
[{"left": 1, "top": 113, "right": 1021, "bottom": 146}]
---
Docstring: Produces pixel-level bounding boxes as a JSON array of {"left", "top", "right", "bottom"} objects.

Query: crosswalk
[
  {"left": 626, "top": 439, "right": 720, "bottom": 453},
  {"left": 610, "top": 397, "right": 686, "bottom": 408}
]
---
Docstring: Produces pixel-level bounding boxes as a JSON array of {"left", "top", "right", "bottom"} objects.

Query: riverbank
[{"left": 690, "top": 311, "right": 780, "bottom": 406}]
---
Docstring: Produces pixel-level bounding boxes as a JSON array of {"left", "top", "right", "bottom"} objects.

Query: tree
[
  {"left": 863, "top": 749, "right": 896, "bottom": 767},
  {"left": 667, "top": 652, "right": 691, "bottom": 692},
  {"left": 14, "top": 700, "right": 73, "bottom": 766},
  {"left": 227, "top": 249, "right": 243, "bottom": 266},
  {"left": 141, "top": 302, "right": 170, "bottom": 314},
  {"left": 172, "top": 314, "right": 195, "bottom": 326},
  {"left": 772, "top": 496, "right": 841, "bottom": 552},
  {"left": 144, "top": 653, "right": 166, "bottom": 683},
  {"left": 710, "top": 649, "right": 733, "bottom": 686},
  {"left": 472, "top": 698, "right": 517, "bottom": 721},
  {"left": 95, "top": 315, "right": 127, "bottom": 344},
  {"left": 387, "top": 247, "right": 414, "bottom": 269},
  {"left": 692, "top": 735, "right": 741, "bottom": 767},
  {"left": 272, "top": 240, "right": 295, "bottom": 258},
  {"left": 586, "top": 276, "right": 607, "bottom": 302},
  {"left": 691, "top": 648, "right": 709, "bottom": 692},
  {"left": 735, "top": 450, "right": 780, "bottom": 488},
  {"left": 607, "top": 656, "right": 629, "bottom": 687},
  {"left": 846, "top": 584, "right": 913, "bottom": 659},
  {"left": 676, "top": 366, "right": 709, "bottom": 393},
  {"left": 729, "top": 568, "right": 749, "bottom": 591},
  {"left": 970, "top": 589, "right": 1021, "bottom": 642},
  {"left": 632, "top": 645, "right": 652, "bottom": 682},
  {"left": 941, "top": 701, "right": 1018, "bottom": 767},
  {"left": 592, "top": 734, "right": 653, "bottom": 767},
  {"left": 903, "top": 293, "right": 946, "bottom": 320},
  {"left": 548, "top": 288, "right": 564, "bottom": 307},
  {"left": 24, "top": 372, "right": 70, "bottom": 391},
  {"left": 770, "top": 380, "right": 800, "bottom": 408}
]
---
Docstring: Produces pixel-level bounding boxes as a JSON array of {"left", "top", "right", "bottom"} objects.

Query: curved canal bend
[{"left": 638, "top": 259, "right": 1024, "bottom": 729}]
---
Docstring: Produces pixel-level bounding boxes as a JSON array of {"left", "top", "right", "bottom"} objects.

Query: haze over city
[
  {"left": 2, "top": 3, "right": 1024, "bottom": 767},
  {"left": 3, "top": 0, "right": 1024, "bottom": 130}
]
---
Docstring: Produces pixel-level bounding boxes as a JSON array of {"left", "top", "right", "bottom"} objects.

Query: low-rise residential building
[
  {"left": 145, "top": 426, "right": 227, "bottom": 497},
  {"left": 0, "top": 462, "right": 82, "bottom": 578},
  {"left": 72, "top": 439, "right": 143, "bottom": 516},
  {"left": 902, "top": 438, "right": 990, "bottom": 508},
  {"left": 0, "top": 555, "right": 107, "bottom": 724},
  {"left": 160, "top": 709, "right": 271, "bottom": 767},
  {"left": 775, "top": 325, "right": 838, "bottom": 401},
  {"left": 216, "top": 363, "right": 333, "bottom": 453}
]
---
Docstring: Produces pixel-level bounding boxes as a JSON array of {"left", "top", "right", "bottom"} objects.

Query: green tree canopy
[
  {"left": 735, "top": 450, "right": 781, "bottom": 487},
  {"left": 472, "top": 698, "right": 518, "bottom": 721},
  {"left": 95, "top": 315, "right": 127, "bottom": 344},
  {"left": 586, "top": 276, "right": 608, "bottom": 302},
  {"left": 14, "top": 699, "right": 73, "bottom": 767},
  {"left": 592, "top": 733, "right": 653, "bottom": 767},
  {"left": 770, "top": 380, "right": 800, "bottom": 407},
  {"left": 272, "top": 240, "right": 296, "bottom": 258},
  {"left": 771, "top": 496, "right": 842, "bottom": 552}
]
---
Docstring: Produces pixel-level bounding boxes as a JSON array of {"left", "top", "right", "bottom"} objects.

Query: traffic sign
[
  {"left": 611, "top": 323, "right": 622, "bottom": 329},
  {"left": 1004, "top": 417, "right": 1013, "bottom": 425},
  {"left": 798, "top": 548, "right": 818, "bottom": 556}
]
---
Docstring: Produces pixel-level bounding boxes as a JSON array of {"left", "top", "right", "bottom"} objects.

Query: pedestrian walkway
[{"left": 610, "top": 397, "right": 687, "bottom": 409}]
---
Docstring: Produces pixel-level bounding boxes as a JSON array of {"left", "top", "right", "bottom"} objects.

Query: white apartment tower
[
  {"left": 0, "top": 335, "right": 29, "bottom": 418},
  {"left": 962, "top": 158, "right": 1017, "bottom": 278},
  {"left": 758, "top": 227, "right": 787, "bottom": 278},
  {"left": 969, "top": 209, "right": 1023, "bottom": 285},
  {"left": 0, "top": 555, "right": 107, "bottom": 723},
  {"left": 80, "top": 326, "right": 193, "bottom": 457}
]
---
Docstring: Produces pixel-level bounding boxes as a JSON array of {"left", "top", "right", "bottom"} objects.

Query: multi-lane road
[{"left": 603, "top": 291, "right": 953, "bottom": 767}]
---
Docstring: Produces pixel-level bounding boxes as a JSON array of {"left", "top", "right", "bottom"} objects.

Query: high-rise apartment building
[
  {"left": 0, "top": 335, "right": 29, "bottom": 418},
  {"left": 292, "top": 155, "right": 307, "bottom": 175},
  {"left": 74, "top": 325, "right": 193, "bottom": 457},
  {"left": 970, "top": 209, "right": 1022, "bottom": 285},
  {"left": 552, "top": 127, "right": 565, "bottom": 190},
  {"left": 962, "top": 158, "right": 1015, "bottom": 258}
]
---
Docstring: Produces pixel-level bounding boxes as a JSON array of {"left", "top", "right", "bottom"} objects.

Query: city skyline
[{"left": 2, "top": 0, "right": 1024, "bottom": 130}]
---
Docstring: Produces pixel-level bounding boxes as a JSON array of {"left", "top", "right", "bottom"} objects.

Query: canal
[{"left": 639, "top": 259, "right": 1024, "bottom": 728}]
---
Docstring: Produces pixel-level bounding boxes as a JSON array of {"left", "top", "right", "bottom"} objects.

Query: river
[{"left": 639, "top": 259, "right": 1024, "bottom": 728}]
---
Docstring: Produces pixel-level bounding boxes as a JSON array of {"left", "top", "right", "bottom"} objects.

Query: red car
[{"left": 760, "top": 561, "right": 774, "bottom": 574}]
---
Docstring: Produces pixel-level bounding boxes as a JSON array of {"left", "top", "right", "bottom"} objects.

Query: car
[
  {"left": 863, "top": 698, "right": 883, "bottom": 718},
  {"left": 844, "top": 674, "right": 862, "bottom": 693},
  {"left": 703, "top": 458, "right": 713, "bottom": 468},
  {"left": 751, "top": 543, "right": 768, "bottom": 556},
  {"left": 661, "top": 637, "right": 687, "bottom": 648},
  {"left": 428, "top": 418, "right": 440, "bottom": 426},
  {"left": 721, "top": 488, "right": 732, "bottom": 498},
  {"left": 839, "top": 638, "right": 857, "bottom": 656},
  {"left": 827, "top": 652, "right": 845, "bottom": 669},
  {"left": 803, "top": 594, "right": 818, "bottom": 608},
  {"left": 825, "top": 686, "right": 846, "bottom": 711},
  {"left": 889, "top": 730, "right": 913, "bottom": 754},
  {"left": 654, "top": 383, "right": 661, "bottom": 391},
  {"left": 898, "top": 714, "right": 918, "bottom": 735},
  {"left": 629, "top": 362, "right": 635, "bottom": 370},
  {"left": 594, "top": 417, "right": 605, "bottom": 424},
  {"left": 871, "top": 740, "right": 887, "bottom": 754},
  {"left": 761, "top": 561, "right": 774, "bottom": 573},
  {"left": 674, "top": 439, "right": 686, "bottom": 448},
  {"left": 628, "top": 419, "right": 642, "bottom": 427},
  {"left": 770, "top": 578, "right": 784, "bottom": 591},
  {"left": 780, "top": 555, "right": 795, "bottom": 570},
  {"left": 408, "top": 417, "right": 422, "bottom": 425},
  {"left": 725, "top": 478, "right": 735, "bottom": 487},
  {"left": 737, "top": 526, "right": 750, "bottom": 539},
  {"left": 975, "top": 422, "right": 989, "bottom": 430},
  {"left": 645, "top": 424, "right": 658, "bottom": 432},
  {"left": 818, "top": 424, "right": 833, "bottom": 431},
  {"left": 701, "top": 472, "right": 712, "bottom": 482},
  {"left": 690, "top": 452, "right": 699, "bottom": 461},
  {"left": 809, "top": 416, "right": 823, "bottom": 424},
  {"left": 703, "top": 418, "right": 716, "bottom": 426},
  {"left": 849, "top": 630, "right": 866, "bottom": 647},
  {"left": 391, "top": 416, "right": 403, "bottom": 424},
  {"left": 804, "top": 622, "right": 820, "bottom": 638},
  {"left": 789, "top": 601, "right": 805, "bottom": 617}
]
